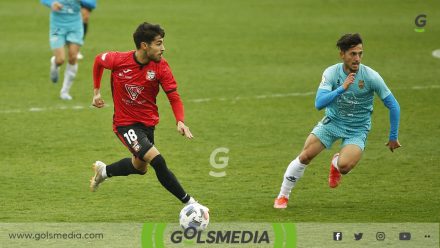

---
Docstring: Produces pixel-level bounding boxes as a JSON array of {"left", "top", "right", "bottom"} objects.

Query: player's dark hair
[
  {"left": 336, "top": 33, "right": 363, "bottom": 52},
  {"left": 133, "top": 22, "right": 165, "bottom": 49}
]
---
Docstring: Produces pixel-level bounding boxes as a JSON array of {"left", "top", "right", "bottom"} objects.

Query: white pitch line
[
  {"left": 187, "top": 91, "right": 314, "bottom": 103},
  {"left": 0, "top": 109, "right": 21, "bottom": 114},
  {"left": 0, "top": 85, "right": 438, "bottom": 114},
  {"left": 29, "top": 107, "right": 45, "bottom": 112},
  {"left": 410, "top": 85, "right": 440, "bottom": 90},
  {"left": 189, "top": 98, "right": 211, "bottom": 103}
]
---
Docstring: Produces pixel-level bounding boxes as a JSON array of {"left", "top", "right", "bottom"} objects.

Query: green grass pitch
[{"left": 0, "top": 0, "right": 439, "bottom": 224}]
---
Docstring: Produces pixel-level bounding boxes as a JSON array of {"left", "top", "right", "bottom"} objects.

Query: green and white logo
[
  {"left": 141, "top": 223, "right": 296, "bottom": 248},
  {"left": 414, "top": 14, "right": 427, "bottom": 32}
]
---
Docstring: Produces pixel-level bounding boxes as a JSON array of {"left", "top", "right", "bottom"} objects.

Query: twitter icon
[{"left": 354, "top": 233, "right": 363, "bottom": 241}]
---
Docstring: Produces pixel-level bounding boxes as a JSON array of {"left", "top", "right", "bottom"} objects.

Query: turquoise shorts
[
  {"left": 311, "top": 117, "right": 368, "bottom": 151},
  {"left": 49, "top": 23, "right": 83, "bottom": 49}
]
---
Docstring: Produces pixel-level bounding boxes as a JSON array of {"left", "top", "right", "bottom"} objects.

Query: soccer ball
[{"left": 179, "top": 203, "right": 210, "bottom": 231}]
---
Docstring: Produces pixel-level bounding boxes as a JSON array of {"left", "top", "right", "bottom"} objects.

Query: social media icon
[
  {"left": 333, "top": 232, "right": 342, "bottom": 241},
  {"left": 399, "top": 232, "right": 411, "bottom": 240},
  {"left": 376, "top": 232, "right": 386, "bottom": 241},
  {"left": 354, "top": 233, "right": 363, "bottom": 241}
]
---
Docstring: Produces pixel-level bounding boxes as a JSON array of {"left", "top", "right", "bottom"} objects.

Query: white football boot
[
  {"left": 185, "top": 196, "right": 197, "bottom": 205},
  {"left": 90, "top": 161, "right": 107, "bottom": 192},
  {"left": 60, "top": 92, "right": 73, "bottom": 100},
  {"left": 50, "top": 56, "right": 60, "bottom": 83}
]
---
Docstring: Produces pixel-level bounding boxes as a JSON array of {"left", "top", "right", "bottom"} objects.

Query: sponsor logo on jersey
[
  {"left": 358, "top": 80, "right": 364, "bottom": 89},
  {"left": 146, "top": 70, "right": 156, "bottom": 81},
  {"left": 118, "top": 68, "right": 133, "bottom": 79},
  {"left": 125, "top": 84, "right": 144, "bottom": 101}
]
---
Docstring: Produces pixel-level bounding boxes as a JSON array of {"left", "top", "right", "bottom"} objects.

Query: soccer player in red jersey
[{"left": 90, "top": 22, "right": 198, "bottom": 206}]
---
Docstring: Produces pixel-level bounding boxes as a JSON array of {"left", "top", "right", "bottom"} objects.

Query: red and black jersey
[{"left": 93, "top": 51, "right": 184, "bottom": 132}]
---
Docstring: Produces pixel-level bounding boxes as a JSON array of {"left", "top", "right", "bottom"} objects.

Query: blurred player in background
[
  {"left": 41, "top": 0, "right": 93, "bottom": 100},
  {"left": 77, "top": 0, "right": 97, "bottom": 60},
  {"left": 274, "top": 33, "right": 401, "bottom": 209},
  {"left": 90, "top": 22, "right": 204, "bottom": 208}
]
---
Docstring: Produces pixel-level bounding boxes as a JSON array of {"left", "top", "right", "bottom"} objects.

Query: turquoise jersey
[
  {"left": 41, "top": 0, "right": 82, "bottom": 28},
  {"left": 318, "top": 63, "right": 391, "bottom": 131}
]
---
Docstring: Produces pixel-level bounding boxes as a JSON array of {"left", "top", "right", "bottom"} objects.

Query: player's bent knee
[
  {"left": 132, "top": 157, "right": 148, "bottom": 173},
  {"left": 138, "top": 167, "right": 147, "bottom": 175},
  {"left": 56, "top": 58, "right": 65, "bottom": 66},
  {"left": 133, "top": 160, "right": 148, "bottom": 174},
  {"left": 337, "top": 161, "right": 356, "bottom": 174},
  {"left": 68, "top": 58, "right": 78, "bottom": 65},
  {"left": 143, "top": 147, "right": 160, "bottom": 164},
  {"left": 339, "top": 167, "right": 351, "bottom": 175},
  {"left": 298, "top": 153, "right": 313, "bottom": 165}
]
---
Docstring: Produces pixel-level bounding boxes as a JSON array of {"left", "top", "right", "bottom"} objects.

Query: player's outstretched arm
[
  {"left": 92, "top": 53, "right": 111, "bottom": 108},
  {"left": 164, "top": 90, "right": 192, "bottom": 138},
  {"left": 382, "top": 93, "right": 401, "bottom": 152},
  {"left": 177, "top": 121, "right": 193, "bottom": 139}
]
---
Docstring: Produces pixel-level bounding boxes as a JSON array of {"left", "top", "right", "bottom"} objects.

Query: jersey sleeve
[
  {"left": 383, "top": 93, "right": 400, "bottom": 141},
  {"left": 370, "top": 70, "right": 391, "bottom": 100},
  {"left": 93, "top": 52, "right": 116, "bottom": 89},
  {"left": 158, "top": 59, "right": 185, "bottom": 122},
  {"left": 41, "top": 0, "right": 53, "bottom": 8},
  {"left": 80, "top": 0, "right": 96, "bottom": 9},
  {"left": 158, "top": 59, "right": 178, "bottom": 94},
  {"left": 318, "top": 66, "right": 336, "bottom": 91},
  {"left": 167, "top": 91, "right": 185, "bottom": 123}
]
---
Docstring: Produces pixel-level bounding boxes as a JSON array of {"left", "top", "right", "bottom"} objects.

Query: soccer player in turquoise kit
[
  {"left": 77, "top": 0, "right": 97, "bottom": 60},
  {"left": 274, "top": 33, "right": 401, "bottom": 209},
  {"left": 41, "top": 0, "right": 94, "bottom": 100}
]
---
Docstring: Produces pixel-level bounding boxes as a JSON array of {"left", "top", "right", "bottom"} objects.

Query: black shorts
[{"left": 115, "top": 123, "right": 155, "bottom": 160}]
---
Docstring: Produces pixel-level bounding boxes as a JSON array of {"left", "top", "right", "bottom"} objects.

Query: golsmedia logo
[
  {"left": 141, "top": 223, "right": 296, "bottom": 247},
  {"left": 414, "top": 14, "right": 427, "bottom": 32},
  {"left": 171, "top": 227, "right": 269, "bottom": 244}
]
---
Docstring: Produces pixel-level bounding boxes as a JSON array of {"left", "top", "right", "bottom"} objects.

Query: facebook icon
[{"left": 333, "top": 232, "right": 343, "bottom": 241}]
